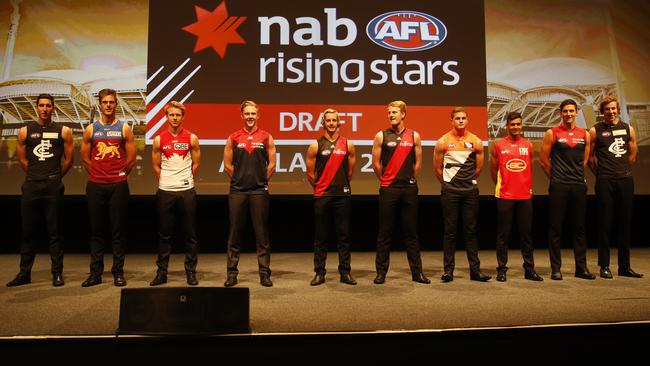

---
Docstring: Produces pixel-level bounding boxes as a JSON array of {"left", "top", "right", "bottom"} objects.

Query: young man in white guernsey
[{"left": 150, "top": 101, "right": 201, "bottom": 286}]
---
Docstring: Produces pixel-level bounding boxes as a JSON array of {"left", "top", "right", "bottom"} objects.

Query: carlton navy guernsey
[
  {"left": 593, "top": 121, "right": 632, "bottom": 179},
  {"left": 25, "top": 122, "right": 64, "bottom": 181}
]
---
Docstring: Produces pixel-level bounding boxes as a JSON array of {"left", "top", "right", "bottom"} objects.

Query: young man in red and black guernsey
[
  {"left": 540, "top": 99, "right": 595, "bottom": 280},
  {"left": 6, "top": 94, "right": 73, "bottom": 287},
  {"left": 149, "top": 101, "right": 201, "bottom": 286},
  {"left": 80, "top": 88, "right": 136, "bottom": 287},
  {"left": 588, "top": 96, "right": 643, "bottom": 279},
  {"left": 223, "top": 101, "right": 276, "bottom": 287},
  {"left": 434, "top": 107, "right": 491, "bottom": 282},
  {"left": 305, "top": 109, "right": 357, "bottom": 286},
  {"left": 489, "top": 111, "right": 543, "bottom": 282},
  {"left": 371, "top": 101, "right": 430, "bottom": 285}
]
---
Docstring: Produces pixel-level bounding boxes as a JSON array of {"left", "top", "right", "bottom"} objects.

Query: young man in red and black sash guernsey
[
  {"left": 371, "top": 101, "right": 430, "bottom": 285},
  {"left": 305, "top": 109, "right": 357, "bottom": 286},
  {"left": 149, "top": 101, "right": 201, "bottom": 286},
  {"left": 489, "top": 111, "right": 543, "bottom": 282},
  {"left": 80, "top": 88, "right": 136, "bottom": 287},
  {"left": 435, "top": 107, "right": 491, "bottom": 282},
  {"left": 588, "top": 96, "right": 643, "bottom": 279},
  {"left": 6, "top": 94, "right": 73, "bottom": 287},
  {"left": 540, "top": 99, "right": 595, "bottom": 280},
  {"left": 223, "top": 101, "right": 276, "bottom": 287}
]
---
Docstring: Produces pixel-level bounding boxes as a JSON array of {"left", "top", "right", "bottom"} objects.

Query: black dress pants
[
  {"left": 441, "top": 188, "right": 481, "bottom": 273},
  {"left": 548, "top": 182, "right": 588, "bottom": 274},
  {"left": 495, "top": 198, "right": 534, "bottom": 272},
  {"left": 226, "top": 192, "right": 271, "bottom": 276},
  {"left": 313, "top": 196, "right": 352, "bottom": 275},
  {"left": 156, "top": 188, "right": 198, "bottom": 274},
  {"left": 595, "top": 177, "right": 634, "bottom": 270}
]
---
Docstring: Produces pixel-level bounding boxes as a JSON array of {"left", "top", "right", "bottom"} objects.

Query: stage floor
[{"left": 1, "top": 249, "right": 649, "bottom": 337}]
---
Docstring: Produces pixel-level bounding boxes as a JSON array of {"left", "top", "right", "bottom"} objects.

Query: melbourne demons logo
[
  {"left": 366, "top": 11, "right": 447, "bottom": 51},
  {"left": 506, "top": 159, "right": 527, "bottom": 173}
]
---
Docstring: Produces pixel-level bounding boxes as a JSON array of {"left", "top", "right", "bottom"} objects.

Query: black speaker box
[{"left": 117, "top": 287, "right": 250, "bottom": 335}]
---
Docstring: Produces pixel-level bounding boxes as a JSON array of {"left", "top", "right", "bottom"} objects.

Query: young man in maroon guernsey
[
  {"left": 434, "top": 107, "right": 491, "bottom": 282},
  {"left": 223, "top": 101, "right": 276, "bottom": 287},
  {"left": 588, "top": 96, "right": 643, "bottom": 279},
  {"left": 6, "top": 94, "right": 73, "bottom": 287},
  {"left": 149, "top": 101, "right": 201, "bottom": 286},
  {"left": 305, "top": 108, "right": 357, "bottom": 286},
  {"left": 489, "top": 111, "right": 543, "bottom": 282},
  {"left": 80, "top": 88, "right": 136, "bottom": 287},
  {"left": 540, "top": 99, "right": 595, "bottom": 280},
  {"left": 371, "top": 100, "right": 430, "bottom": 285}
]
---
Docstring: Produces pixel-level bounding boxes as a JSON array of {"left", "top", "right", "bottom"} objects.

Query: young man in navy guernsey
[
  {"left": 489, "top": 111, "right": 543, "bottom": 282},
  {"left": 540, "top": 99, "right": 595, "bottom": 280},
  {"left": 223, "top": 101, "right": 276, "bottom": 287},
  {"left": 6, "top": 94, "right": 73, "bottom": 287},
  {"left": 305, "top": 108, "right": 357, "bottom": 286},
  {"left": 149, "top": 101, "right": 201, "bottom": 286},
  {"left": 80, "top": 88, "right": 136, "bottom": 287},
  {"left": 434, "top": 107, "right": 491, "bottom": 282},
  {"left": 371, "top": 100, "right": 429, "bottom": 285},
  {"left": 588, "top": 96, "right": 643, "bottom": 279}
]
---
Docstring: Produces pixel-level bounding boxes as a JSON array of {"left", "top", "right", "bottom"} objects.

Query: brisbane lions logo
[{"left": 94, "top": 142, "right": 121, "bottom": 160}]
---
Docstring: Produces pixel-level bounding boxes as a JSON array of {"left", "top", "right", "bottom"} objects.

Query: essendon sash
[
  {"left": 380, "top": 128, "right": 414, "bottom": 187},
  {"left": 314, "top": 137, "right": 348, "bottom": 197}
]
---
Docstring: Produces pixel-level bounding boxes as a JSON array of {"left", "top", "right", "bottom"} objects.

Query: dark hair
[
  {"left": 506, "top": 111, "right": 522, "bottom": 122},
  {"left": 599, "top": 96, "right": 620, "bottom": 114},
  {"left": 36, "top": 93, "right": 54, "bottom": 104},
  {"left": 559, "top": 99, "right": 578, "bottom": 111},
  {"left": 98, "top": 88, "right": 117, "bottom": 103}
]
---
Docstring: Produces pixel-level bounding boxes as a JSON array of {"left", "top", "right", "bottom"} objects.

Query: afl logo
[
  {"left": 366, "top": 11, "right": 447, "bottom": 52},
  {"left": 506, "top": 159, "right": 527, "bottom": 172}
]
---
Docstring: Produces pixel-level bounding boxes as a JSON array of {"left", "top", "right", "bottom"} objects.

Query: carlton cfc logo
[
  {"left": 366, "top": 11, "right": 447, "bottom": 52},
  {"left": 506, "top": 159, "right": 527, "bottom": 172}
]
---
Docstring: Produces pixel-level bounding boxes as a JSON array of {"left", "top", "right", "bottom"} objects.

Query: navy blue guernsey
[{"left": 25, "top": 122, "right": 64, "bottom": 181}]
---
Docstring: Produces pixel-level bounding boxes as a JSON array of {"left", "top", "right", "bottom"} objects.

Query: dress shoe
[
  {"left": 224, "top": 274, "right": 238, "bottom": 287},
  {"left": 81, "top": 275, "right": 102, "bottom": 287},
  {"left": 551, "top": 272, "right": 563, "bottom": 281},
  {"left": 441, "top": 272, "right": 453, "bottom": 282},
  {"left": 52, "top": 273, "right": 64, "bottom": 287},
  {"left": 600, "top": 266, "right": 613, "bottom": 279},
  {"left": 524, "top": 270, "right": 543, "bottom": 281},
  {"left": 496, "top": 270, "right": 506, "bottom": 282},
  {"left": 575, "top": 270, "right": 596, "bottom": 280},
  {"left": 470, "top": 272, "right": 492, "bottom": 282},
  {"left": 114, "top": 274, "right": 127, "bottom": 287},
  {"left": 6, "top": 274, "right": 31, "bottom": 287},
  {"left": 310, "top": 273, "right": 326, "bottom": 286},
  {"left": 260, "top": 274, "right": 273, "bottom": 287},
  {"left": 373, "top": 273, "right": 386, "bottom": 284},
  {"left": 412, "top": 273, "right": 431, "bottom": 284},
  {"left": 149, "top": 273, "right": 167, "bottom": 286},
  {"left": 187, "top": 272, "right": 198, "bottom": 286},
  {"left": 340, "top": 272, "right": 357, "bottom": 285},
  {"left": 618, "top": 268, "right": 644, "bottom": 278}
]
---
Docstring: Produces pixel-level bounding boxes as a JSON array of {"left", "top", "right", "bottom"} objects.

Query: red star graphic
[{"left": 182, "top": 1, "right": 247, "bottom": 59}]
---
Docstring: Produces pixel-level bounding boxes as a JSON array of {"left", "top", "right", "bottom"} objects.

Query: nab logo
[
  {"left": 506, "top": 159, "right": 527, "bottom": 173},
  {"left": 366, "top": 11, "right": 447, "bottom": 52}
]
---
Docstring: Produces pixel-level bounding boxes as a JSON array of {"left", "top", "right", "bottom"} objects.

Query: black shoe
[
  {"left": 340, "top": 272, "right": 357, "bottom": 285},
  {"left": 52, "top": 273, "right": 64, "bottom": 287},
  {"left": 373, "top": 273, "right": 386, "bottom": 284},
  {"left": 224, "top": 274, "right": 238, "bottom": 287},
  {"left": 6, "top": 273, "right": 31, "bottom": 287},
  {"left": 441, "top": 272, "right": 453, "bottom": 283},
  {"left": 82, "top": 275, "right": 102, "bottom": 287},
  {"left": 470, "top": 272, "right": 492, "bottom": 282},
  {"left": 260, "top": 274, "right": 273, "bottom": 287},
  {"left": 524, "top": 270, "right": 543, "bottom": 281},
  {"left": 310, "top": 273, "right": 326, "bottom": 286},
  {"left": 187, "top": 272, "right": 198, "bottom": 286},
  {"left": 618, "top": 268, "right": 644, "bottom": 278},
  {"left": 114, "top": 274, "right": 127, "bottom": 287},
  {"left": 149, "top": 273, "right": 167, "bottom": 286},
  {"left": 575, "top": 270, "right": 596, "bottom": 280},
  {"left": 551, "top": 272, "right": 563, "bottom": 281},
  {"left": 600, "top": 266, "right": 613, "bottom": 279},
  {"left": 412, "top": 273, "right": 431, "bottom": 284},
  {"left": 496, "top": 270, "right": 506, "bottom": 282}
]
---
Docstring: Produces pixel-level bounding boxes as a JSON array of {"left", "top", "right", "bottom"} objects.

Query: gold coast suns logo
[{"left": 505, "top": 158, "right": 526, "bottom": 172}]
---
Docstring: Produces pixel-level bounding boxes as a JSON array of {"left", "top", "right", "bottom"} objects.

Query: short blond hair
[
  {"left": 387, "top": 100, "right": 406, "bottom": 114},
  {"left": 240, "top": 100, "right": 258, "bottom": 112},
  {"left": 321, "top": 108, "right": 339, "bottom": 124},
  {"left": 164, "top": 100, "right": 185, "bottom": 115},
  {"left": 451, "top": 106, "right": 467, "bottom": 118}
]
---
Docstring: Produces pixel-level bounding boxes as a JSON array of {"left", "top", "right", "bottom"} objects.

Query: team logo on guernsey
[
  {"left": 609, "top": 137, "right": 626, "bottom": 157},
  {"left": 464, "top": 142, "right": 473, "bottom": 149},
  {"left": 366, "top": 11, "right": 447, "bottom": 51},
  {"left": 506, "top": 158, "right": 526, "bottom": 172},
  {"left": 94, "top": 142, "right": 121, "bottom": 160},
  {"left": 33, "top": 140, "right": 53, "bottom": 161}
]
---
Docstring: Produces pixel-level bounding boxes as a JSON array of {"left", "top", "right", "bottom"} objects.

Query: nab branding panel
[{"left": 366, "top": 11, "right": 447, "bottom": 52}]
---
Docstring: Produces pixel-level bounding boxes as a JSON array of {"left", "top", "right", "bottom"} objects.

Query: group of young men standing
[{"left": 5, "top": 94, "right": 643, "bottom": 288}]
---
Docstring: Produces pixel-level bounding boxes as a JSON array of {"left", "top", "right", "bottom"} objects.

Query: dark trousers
[
  {"left": 375, "top": 186, "right": 423, "bottom": 275},
  {"left": 496, "top": 198, "right": 534, "bottom": 272},
  {"left": 86, "top": 180, "right": 129, "bottom": 276},
  {"left": 595, "top": 177, "right": 634, "bottom": 269},
  {"left": 19, "top": 179, "right": 64, "bottom": 275},
  {"left": 442, "top": 188, "right": 481, "bottom": 273},
  {"left": 227, "top": 192, "right": 271, "bottom": 276},
  {"left": 156, "top": 188, "right": 198, "bottom": 275},
  {"left": 313, "top": 196, "right": 352, "bottom": 275},
  {"left": 548, "top": 182, "right": 588, "bottom": 273}
]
